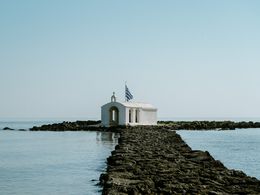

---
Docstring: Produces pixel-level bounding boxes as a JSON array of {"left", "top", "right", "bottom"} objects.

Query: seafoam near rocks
[{"left": 100, "top": 126, "right": 260, "bottom": 194}]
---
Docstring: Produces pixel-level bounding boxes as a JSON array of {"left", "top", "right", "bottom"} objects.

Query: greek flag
[{"left": 125, "top": 85, "right": 133, "bottom": 101}]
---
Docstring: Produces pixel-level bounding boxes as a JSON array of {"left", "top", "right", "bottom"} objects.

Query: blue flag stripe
[
  {"left": 126, "top": 90, "right": 133, "bottom": 98},
  {"left": 125, "top": 85, "right": 133, "bottom": 101}
]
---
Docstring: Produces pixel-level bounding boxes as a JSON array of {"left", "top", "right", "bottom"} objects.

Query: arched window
[
  {"left": 112, "top": 110, "right": 116, "bottom": 121},
  {"left": 109, "top": 106, "right": 119, "bottom": 126}
]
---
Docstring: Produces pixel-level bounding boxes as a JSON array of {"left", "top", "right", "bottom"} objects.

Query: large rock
[{"left": 3, "top": 127, "right": 14, "bottom": 130}]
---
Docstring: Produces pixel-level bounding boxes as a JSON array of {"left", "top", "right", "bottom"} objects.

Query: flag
[{"left": 125, "top": 85, "right": 133, "bottom": 101}]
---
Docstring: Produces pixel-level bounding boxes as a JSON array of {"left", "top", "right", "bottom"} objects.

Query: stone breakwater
[
  {"left": 158, "top": 121, "right": 260, "bottom": 130},
  {"left": 27, "top": 120, "right": 260, "bottom": 132},
  {"left": 30, "top": 120, "right": 121, "bottom": 132},
  {"left": 100, "top": 126, "right": 260, "bottom": 194},
  {"left": 30, "top": 120, "right": 102, "bottom": 131}
]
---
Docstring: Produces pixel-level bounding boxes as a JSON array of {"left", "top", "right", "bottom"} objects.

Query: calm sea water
[
  {"left": 1, "top": 121, "right": 260, "bottom": 195},
  {"left": 178, "top": 129, "right": 260, "bottom": 179},
  {"left": 0, "top": 120, "right": 66, "bottom": 130},
  {"left": 0, "top": 121, "right": 118, "bottom": 195}
]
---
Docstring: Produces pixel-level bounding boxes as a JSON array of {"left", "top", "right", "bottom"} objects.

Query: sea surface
[
  {"left": 1, "top": 121, "right": 260, "bottom": 195},
  {"left": 178, "top": 128, "right": 260, "bottom": 179},
  {"left": 0, "top": 121, "right": 118, "bottom": 195}
]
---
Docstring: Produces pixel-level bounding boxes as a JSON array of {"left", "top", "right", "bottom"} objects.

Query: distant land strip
[{"left": 100, "top": 126, "right": 260, "bottom": 194}]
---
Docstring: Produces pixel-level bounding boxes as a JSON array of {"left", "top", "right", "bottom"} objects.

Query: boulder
[{"left": 3, "top": 127, "right": 14, "bottom": 130}]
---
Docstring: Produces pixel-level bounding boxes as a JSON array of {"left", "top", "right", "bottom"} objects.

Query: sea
[
  {"left": 0, "top": 120, "right": 118, "bottom": 195},
  {"left": 0, "top": 119, "right": 260, "bottom": 195}
]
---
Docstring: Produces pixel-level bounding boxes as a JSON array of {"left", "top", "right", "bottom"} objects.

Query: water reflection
[
  {"left": 0, "top": 130, "right": 119, "bottom": 195},
  {"left": 96, "top": 131, "right": 119, "bottom": 144}
]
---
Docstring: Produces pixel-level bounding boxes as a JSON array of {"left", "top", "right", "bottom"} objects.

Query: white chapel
[{"left": 101, "top": 92, "right": 157, "bottom": 127}]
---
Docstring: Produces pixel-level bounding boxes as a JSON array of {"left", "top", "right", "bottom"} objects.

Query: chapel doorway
[{"left": 109, "top": 106, "right": 119, "bottom": 126}]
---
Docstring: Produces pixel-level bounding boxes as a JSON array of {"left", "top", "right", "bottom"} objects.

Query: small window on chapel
[
  {"left": 135, "top": 109, "right": 139, "bottom": 123},
  {"left": 129, "top": 109, "right": 132, "bottom": 123}
]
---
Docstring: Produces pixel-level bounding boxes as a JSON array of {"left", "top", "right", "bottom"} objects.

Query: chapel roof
[{"left": 119, "top": 101, "right": 157, "bottom": 110}]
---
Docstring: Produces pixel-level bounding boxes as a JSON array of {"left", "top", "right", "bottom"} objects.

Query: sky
[{"left": 0, "top": 0, "right": 260, "bottom": 120}]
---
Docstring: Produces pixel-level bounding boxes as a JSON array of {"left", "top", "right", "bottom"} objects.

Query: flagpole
[{"left": 125, "top": 81, "right": 127, "bottom": 102}]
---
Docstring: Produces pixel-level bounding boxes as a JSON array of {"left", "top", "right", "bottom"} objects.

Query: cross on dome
[{"left": 111, "top": 92, "right": 116, "bottom": 102}]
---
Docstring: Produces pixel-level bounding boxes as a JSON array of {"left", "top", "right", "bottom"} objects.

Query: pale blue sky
[{"left": 0, "top": 0, "right": 260, "bottom": 120}]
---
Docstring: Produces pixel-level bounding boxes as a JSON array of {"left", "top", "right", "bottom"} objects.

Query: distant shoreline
[
  {"left": 21, "top": 120, "right": 260, "bottom": 131},
  {"left": 158, "top": 120, "right": 260, "bottom": 130},
  {"left": 1, "top": 120, "right": 260, "bottom": 131}
]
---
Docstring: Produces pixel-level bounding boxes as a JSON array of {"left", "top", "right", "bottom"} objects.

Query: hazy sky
[{"left": 1, "top": 0, "right": 260, "bottom": 120}]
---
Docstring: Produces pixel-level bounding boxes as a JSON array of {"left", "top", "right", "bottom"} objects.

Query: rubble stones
[{"left": 101, "top": 126, "right": 260, "bottom": 194}]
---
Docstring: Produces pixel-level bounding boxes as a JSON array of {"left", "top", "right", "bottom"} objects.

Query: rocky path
[{"left": 100, "top": 126, "right": 260, "bottom": 194}]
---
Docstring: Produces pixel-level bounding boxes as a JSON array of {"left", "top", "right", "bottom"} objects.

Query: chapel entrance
[{"left": 109, "top": 106, "right": 119, "bottom": 126}]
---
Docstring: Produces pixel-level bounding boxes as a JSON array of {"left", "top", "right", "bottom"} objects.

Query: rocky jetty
[
  {"left": 30, "top": 120, "right": 122, "bottom": 132},
  {"left": 30, "top": 120, "right": 260, "bottom": 132},
  {"left": 30, "top": 120, "right": 101, "bottom": 131},
  {"left": 100, "top": 126, "right": 260, "bottom": 194},
  {"left": 158, "top": 120, "right": 260, "bottom": 130}
]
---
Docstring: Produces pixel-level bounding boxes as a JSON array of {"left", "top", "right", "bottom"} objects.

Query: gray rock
[{"left": 3, "top": 127, "right": 14, "bottom": 130}]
